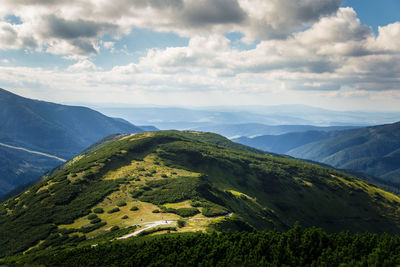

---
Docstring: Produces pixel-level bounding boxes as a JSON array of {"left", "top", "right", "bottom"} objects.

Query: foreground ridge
[{"left": 2, "top": 131, "right": 400, "bottom": 261}]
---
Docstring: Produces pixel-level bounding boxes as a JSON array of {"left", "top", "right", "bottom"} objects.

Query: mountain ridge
[
  {"left": 287, "top": 121, "right": 400, "bottom": 184},
  {"left": 234, "top": 121, "right": 400, "bottom": 186},
  {"left": 2, "top": 131, "right": 400, "bottom": 259},
  {"left": 0, "top": 88, "right": 144, "bottom": 197},
  {"left": 0, "top": 88, "right": 143, "bottom": 157},
  {"left": 234, "top": 130, "right": 340, "bottom": 154}
]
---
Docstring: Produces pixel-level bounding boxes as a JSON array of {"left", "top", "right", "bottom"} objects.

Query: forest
[{"left": 5, "top": 224, "right": 400, "bottom": 266}]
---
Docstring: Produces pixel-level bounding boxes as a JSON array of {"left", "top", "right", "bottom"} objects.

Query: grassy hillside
[
  {"left": 0, "top": 88, "right": 143, "bottom": 197},
  {"left": 2, "top": 131, "right": 400, "bottom": 259},
  {"left": 287, "top": 122, "right": 400, "bottom": 184}
]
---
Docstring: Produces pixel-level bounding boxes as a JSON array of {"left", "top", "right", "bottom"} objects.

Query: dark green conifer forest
[{"left": 6, "top": 225, "right": 400, "bottom": 266}]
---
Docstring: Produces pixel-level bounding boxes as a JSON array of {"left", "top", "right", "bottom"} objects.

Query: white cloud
[
  {"left": 62, "top": 55, "right": 88, "bottom": 61},
  {"left": 1, "top": 63, "right": 398, "bottom": 111},
  {"left": 0, "top": 21, "right": 38, "bottom": 50},
  {"left": 0, "top": 2, "right": 399, "bottom": 110},
  {"left": 139, "top": 35, "right": 232, "bottom": 74},
  {"left": 111, "top": 63, "right": 140, "bottom": 74},
  {"left": 0, "top": 0, "right": 345, "bottom": 55},
  {"left": 103, "top": 41, "right": 115, "bottom": 52},
  {"left": 372, "top": 22, "right": 400, "bottom": 52},
  {"left": 67, "top": 59, "right": 100, "bottom": 72},
  {"left": 238, "top": 0, "right": 343, "bottom": 41},
  {"left": 135, "top": 8, "right": 400, "bottom": 93}
]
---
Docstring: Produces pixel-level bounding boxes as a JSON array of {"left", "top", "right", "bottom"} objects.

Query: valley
[{"left": 0, "top": 142, "right": 66, "bottom": 162}]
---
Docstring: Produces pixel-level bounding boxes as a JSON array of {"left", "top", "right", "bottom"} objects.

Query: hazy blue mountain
[
  {"left": 0, "top": 89, "right": 143, "bottom": 158},
  {"left": 96, "top": 107, "right": 314, "bottom": 129},
  {"left": 97, "top": 105, "right": 400, "bottom": 130},
  {"left": 287, "top": 122, "right": 400, "bottom": 184},
  {"left": 193, "top": 123, "right": 357, "bottom": 138},
  {"left": 138, "top": 125, "right": 159, "bottom": 132},
  {"left": 219, "top": 105, "right": 400, "bottom": 126},
  {"left": 234, "top": 131, "right": 341, "bottom": 154},
  {"left": 0, "top": 88, "right": 143, "bottom": 197}
]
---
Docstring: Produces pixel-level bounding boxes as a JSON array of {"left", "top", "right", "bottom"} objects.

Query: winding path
[
  {"left": 118, "top": 220, "right": 176, "bottom": 240},
  {"left": 0, "top": 142, "right": 66, "bottom": 162}
]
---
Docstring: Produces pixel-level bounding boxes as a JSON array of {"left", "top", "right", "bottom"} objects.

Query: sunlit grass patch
[
  {"left": 103, "top": 154, "right": 200, "bottom": 182},
  {"left": 36, "top": 182, "right": 57, "bottom": 193},
  {"left": 163, "top": 200, "right": 193, "bottom": 209},
  {"left": 227, "top": 190, "right": 257, "bottom": 201},
  {"left": 177, "top": 218, "right": 211, "bottom": 233},
  {"left": 293, "top": 177, "right": 313, "bottom": 187}
]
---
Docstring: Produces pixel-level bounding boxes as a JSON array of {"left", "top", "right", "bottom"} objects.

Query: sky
[{"left": 0, "top": 0, "right": 399, "bottom": 111}]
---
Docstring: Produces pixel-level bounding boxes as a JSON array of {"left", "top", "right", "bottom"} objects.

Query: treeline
[{"left": 9, "top": 225, "right": 400, "bottom": 266}]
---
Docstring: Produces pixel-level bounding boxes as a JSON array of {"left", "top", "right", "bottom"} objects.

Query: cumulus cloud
[
  {"left": 67, "top": 59, "right": 100, "bottom": 72},
  {"left": 0, "top": 0, "right": 399, "bottom": 107},
  {"left": 0, "top": 0, "right": 346, "bottom": 55},
  {"left": 0, "top": 22, "right": 18, "bottom": 47},
  {"left": 1, "top": 62, "right": 398, "bottom": 111},
  {"left": 0, "top": 21, "right": 38, "bottom": 50},
  {"left": 372, "top": 22, "right": 400, "bottom": 52},
  {"left": 296, "top": 7, "right": 372, "bottom": 56},
  {"left": 140, "top": 34, "right": 232, "bottom": 74},
  {"left": 43, "top": 15, "right": 116, "bottom": 40},
  {"left": 238, "top": 0, "right": 343, "bottom": 40},
  {"left": 136, "top": 8, "right": 400, "bottom": 92},
  {"left": 183, "top": 0, "right": 246, "bottom": 25},
  {"left": 111, "top": 63, "right": 140, "bottom": 74}
]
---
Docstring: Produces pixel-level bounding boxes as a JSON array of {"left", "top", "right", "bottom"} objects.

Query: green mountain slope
[
  {"left": 287, "top": 122, "right": 400, "bottom": 184},
  {"left": 0, "top": 88, "right": 144, "bottom": 197},
  {"left": 2, "top": 131, "right": 400, "bottom": 259}
]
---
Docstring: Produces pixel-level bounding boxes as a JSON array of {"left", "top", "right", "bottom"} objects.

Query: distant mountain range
[
  {"left": 192, "top": 123, "right": 357, "bottom": 138},
  {"left": 2, "top": 88, "right": 400, "bottom": 199},
  {"left": 96, "top": 105, "right": 400, "bottom": 132},
  {"left": 235, "top": 122, "right": 400, "bottom": 185},
  {"left": 96, "top": 107, "right": 313, "bottom": 130},
  {"left": 0, "top": 88, "right": 144, "bottom": 197},
  {"left": 288, "top": 122, "right": 400, "bottom": 184},
  {"left": 234, "top": 131, "right": 340, "bottom": 154}
]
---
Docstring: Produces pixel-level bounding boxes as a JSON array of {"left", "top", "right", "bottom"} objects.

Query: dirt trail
[{"left": 118, "top": 220, "right": 176, "bottom": 240}]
